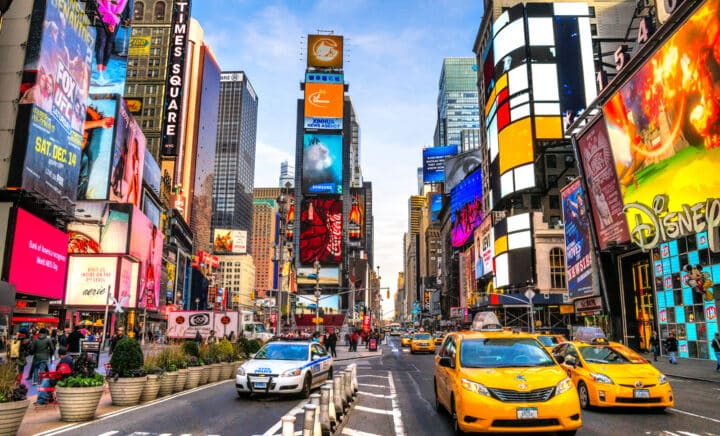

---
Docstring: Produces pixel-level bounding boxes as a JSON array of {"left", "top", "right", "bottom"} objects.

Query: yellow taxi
[
  {"left": 411, "top": 332, "right": 435, "bottom": 354},
  {"left": 401, "top": 334, "right": 412, "bottom": 347},
  {"left": 434, "top": 312, "right": 582, "bottom": 435},
  {"left": 552, "top": 336, "right": 674, "bottom": 411},
  {"left": 534, "top": 333, "right": 566, "bottom": 353},
  {"left": 434, "top": 332, "right": 445, "bottom": 345}
]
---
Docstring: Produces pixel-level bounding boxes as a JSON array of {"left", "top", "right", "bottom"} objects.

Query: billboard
[
  {"left": 299, "top": 198, "right": 343, "bottom": 264},
  {"left": 161, "top": 0, "right": 191, "bottom": 156},
  {"left": 305, "top": 72, "right": 343, "bottom": 84},
  {"left": 9, "top": 0, "right": 95, "bottom": 204},
  {"left": 108, "top": 98, "right": 145, "bottom": 205},
  {"left": 575, "top": 116, "right": 630, "bottom": 249},
  {"left": 603, "top": 0, "right": 720, "bottom": 217},
  {"left": 85, "top": 0, "right": 133, "bottom": 95},
  {"left": 8, "top": 208, "right": 69, "bottom": 299},
  {"left": 296, "top": 267, "right": 340, "bottom": 286},
  {"left": 128, "top": 35, "right": 150, "bottom": 57},
  {"left": 423, "top": 145, "right": 458, "bottom": 184},
  {"left": 142, "top": 148, "right": 161, "bottom": 195},
  {"left": 302, "top": 133, "right": 342, "bottom": 194},
  {"left": 213, "top": 229, "right": 247, "bottom": 254},
  {"left": 430, "top": 193, "right": 442, "bottom": 222},
  {"left": 561, "top": 178, "right": 594, "bottom": 299},
  {"left": 304, "top": 82, "right": 344, "bottom": 130},
  {"left": 129, "top": 207, "right": 163, "bottom": 311},
  {"left": 348, "top": 188, "right": 365, "bottom": 248},
  {"left": 307, "top": 34, "right": 343, "bottom": 69},
  {"left": 450, "top": 167, "right": 483, "bottom": 248},
  {"left": 64, "top": 256, "right": 118, "bottom": 306},
  {"left": 166, "top": 311, "right": 239, "bottom": 339},
  {"left": 68, "top": 202, "right": 131, "bottom": 255},
  {"left": 444, "top": 149, "right": 482, "bottom": 194}
]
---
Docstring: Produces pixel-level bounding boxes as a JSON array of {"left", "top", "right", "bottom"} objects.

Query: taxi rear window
[
  {"left": 413, "top": 333, "right": 432, "bottom": 340},
  {"left": 580, "top": 346, "right": 640, "bottom": 364},
  {"left": 459, "top": 338, "right": 555, "bottom": 368}
]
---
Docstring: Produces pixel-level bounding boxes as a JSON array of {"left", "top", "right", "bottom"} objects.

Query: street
[{"left": 41, "top": 337, "right": 720, "bottom": 436}]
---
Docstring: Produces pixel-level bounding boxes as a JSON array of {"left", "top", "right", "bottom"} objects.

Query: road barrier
[
  {"left": 302, "top": 404, "right": 317, "bottom": 436},
  {"left": 281, "top": 415, "right": 296, "bottom": 436},
  {"left": 332, "top": 374, "right": 345, "bottom": 418},
  {"left": 324, "top": 381, "right": 338, "bottom": 429}
]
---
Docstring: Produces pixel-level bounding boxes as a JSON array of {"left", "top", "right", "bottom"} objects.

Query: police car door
[{"left": 310, "top": 344, "right": 328, "bottom": 383}]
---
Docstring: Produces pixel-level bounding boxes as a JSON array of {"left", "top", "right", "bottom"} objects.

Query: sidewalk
[
  {"left": 334, "top": 343, "right": 384, "bottom": 361},
  {"left": 647, "top": 352, "right": 720, "bottom": 383}
]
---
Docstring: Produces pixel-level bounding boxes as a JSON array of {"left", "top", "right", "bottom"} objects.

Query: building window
[
  {"left": 549, "top": 195, "right": 560, "bottom": 209},
  {"left": 546, "top": 154, "right": 557, "bottom": 168},
  {"left": 565, "top": 155, "right": 575, "bottom": 168},
  {"left": 154, "top": 1, "right": 166, "bottom": 21},
  {"left": 134, "top": 1, "right": 144, "bottom": 21},
  {"left": 550, "top": 248, "right": 566, "bottom": 289}
]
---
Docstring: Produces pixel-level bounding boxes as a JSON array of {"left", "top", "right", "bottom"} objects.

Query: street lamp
[
  {"left": 314, "top": 260, "right": 321, "bottom": 333},
  {"left": 275, "top": 182, "right": 292, "bottom": 335},
  {"left": 195, "top": 297, "right": 200, "bottom": 310}
]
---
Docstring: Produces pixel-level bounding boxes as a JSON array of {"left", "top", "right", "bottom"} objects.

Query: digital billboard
[
  {"left": 8, "top": 208, "right": 69, "bottom": 299},
  {"left": 129, "top": 207, "right": 163, "bottom": 310},
  {"left": 77, "top": 95, "right": 117, "bottom": 200},
  {"left": 603, "top": 0, "right": 720, "bottom": 217},
  {"left": 561, "top": 178, "right": 594, "bottom": 299},
  {"left": 575, "top": 116, "right": 630, "bottom": 249},
  {"left": 493, "top": 213, "right": 533, "bottom": 289},
  {"left": 307, "top": 34, "right": 343, "bottom": 69},
  {"left": 9, "top": 0, "right": 95, "bottom": 204},
  {"left": 142, "top": 148, "right": 161, "bottom": 196},
  {"left": 299, "top": 198, "right": 343, "bottom": 264},
  {"left": 444, "top": 149, "right": 481, "bottom": 194},
  {"left": 450, "top": 167, "right": 483, "bottom": 248},
  {"left": 213, "top": 229, "right": 247, "bottom": 254},
  {"left": 161, "top": 0, "right": 191, "bottom": 156},
  {"left": 108, "top": 98, "right": 145, "bottom": 205},
  {"left": 302, "top": 134, "right": 342, "bottom": 194},
  {"left": 85, "top": 0, "right": 133, "bottom": 95},
  {"left": 68, "top": 202, "right": 131, "bottom": 255},
  {"left": 430, "top": 193, "right": 442, "bottom": 222},
  {"left": 296, "top": 267, "right": 340, "bottom": 286},
  {"left": 304, "top": 82, "right": 344, "bottom": 130},
  {"left": 64, "top": 256, "right": 118, "bottom": 306},
  {"left": 423, "top": 145, "right": 458, "bottom": 184},
  {"left": 305, "top": 72, "right": 343, "bottom": 84},
  {"left": 348, "top": 188, "right": 365, "bottom": 248}
]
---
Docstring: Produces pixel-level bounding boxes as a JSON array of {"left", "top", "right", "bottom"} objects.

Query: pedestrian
[
  {"left": 133, "top": 324, "right": 141, "bottom": 341},
  {"left": 228, "top": 331, "right": 235, "bottom": 342},
  {"left": 665, "top": 331, "right": 678, "bottom": 365},
  {"left": 194, "top": 331, "right": 203, "bottom": 346},
  {"left": 650, "top": 331, "right": 660, "bottom": 362},
  {"left": 207, "top": 330, "right": 218, "bottom": 345},
  {"left": 58, "top": 330, "right": 67, "bottom": 348},
  {"left": 67, "top": 326, "right": 83, "bottom": 353},
  {"left": 712, "top": 333, "right": 720, "bottom": 372},
  {"left": 109, "top": 327, "right": 127, "bottom": 356},
  {"left": 325, "top": 328, "right": 338, "bottom": 358},
  {"left": 10, "top": 327, "right": 33, "bottom": 376},
  {"left": 36, "top": 346, "right": 74, "bottom": 405},
  {"left": 28, "top": 328, "right": 54, "bottom": 385},
  {"left": 350, "top": 330, "right": 359, "bottom": 352},
  {"left": 50, "top": 329, "right": 59, "bottom": 362}
]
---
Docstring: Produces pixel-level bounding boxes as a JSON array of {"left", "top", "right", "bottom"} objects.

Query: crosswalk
[{"left": 339, "top": 367, "right": 404, "bottom": 436}]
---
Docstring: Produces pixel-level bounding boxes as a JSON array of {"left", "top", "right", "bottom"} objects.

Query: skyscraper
[
  {"left": 434, "top": 58, "right": 480, "bottom": 148},
  {"left": 252, "top": 188, "right": 282, "bottom": 296},
  {"left": 279, "top": 160, "right": 294, "bottom": 188},
  {"left": 212, "top": 71, "right": 259, "bottom": 250}
]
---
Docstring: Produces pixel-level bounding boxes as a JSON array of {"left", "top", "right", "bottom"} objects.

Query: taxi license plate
[
  {"left": 633, "top": 389, "right": 649, "bottom": 399},
  {"left": 516, "top": 407, "right": 538, "bottom": 419},
  {"left": 254, "top": 382, "right": 267, "bottom": 389}
]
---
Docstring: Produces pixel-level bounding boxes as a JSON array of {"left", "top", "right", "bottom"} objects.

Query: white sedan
[{"left": 236, "top": 341, "right": 333, "bottom": 398}]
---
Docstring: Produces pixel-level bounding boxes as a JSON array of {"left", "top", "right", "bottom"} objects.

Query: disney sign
[{"left": 624, "top": 195, "right": 720, "bottom": 252}]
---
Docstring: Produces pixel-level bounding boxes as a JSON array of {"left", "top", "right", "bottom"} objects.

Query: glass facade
[{"left": 436, "top": 58, "right": 480, "bottom": 148}]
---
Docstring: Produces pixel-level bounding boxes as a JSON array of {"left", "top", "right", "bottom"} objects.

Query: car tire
[
  {"left": 411, "top": 350, "right": 415, "bottom": 354},
  {"left": 327, "top": 367, "right": 333, "bottom": 381},
  {"left": 451, "top": 396, "right": 467, "bottom": 436},
  {"left": 578, "top": 381, "right": 591, "bottom": 410},
  {"left": 651, "top": 406, "right": 666, "bottom": 413},
  {"left": 300, "top": 374, "right": 312, "bottom": 399},
  {"left": 237, "top": 391, "right": 250, "bottom": 399},
  {"left": 434, "top": 380, "right": 443, "bottom": 413}
]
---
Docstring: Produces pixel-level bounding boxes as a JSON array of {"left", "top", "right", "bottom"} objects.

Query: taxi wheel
[
  {"left": 300, "top": 374, "right": 312, "bottom": 399},
  {"left": 578, "top": 381, "right": 591, "bottom": 409},
  {"left": 450, "top": 396, "right": 467, "bottom": 436}
]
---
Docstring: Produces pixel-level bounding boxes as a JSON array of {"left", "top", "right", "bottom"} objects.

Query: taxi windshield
[
  {"left": 579, "top": 346, "right": 635, "bottom": 364},
  {"left": 459, "top": 338, "right": 555, "bottom": 368},
  {"left": 254, "top": 343, "right": 308, "bottom": 361},
  {"left": 536, "top": 335, "right": 561, "bottom": 347},
  {"left": 413, "top": 333, "right": 432, "bottom": 340}
]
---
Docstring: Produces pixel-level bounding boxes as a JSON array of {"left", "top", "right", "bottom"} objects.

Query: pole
[
  {"left": 101, "top": 284, "right": 111, "bottom": 351},
  {"left": 314, "top": 260, "right": 321, "bottom": 334}
]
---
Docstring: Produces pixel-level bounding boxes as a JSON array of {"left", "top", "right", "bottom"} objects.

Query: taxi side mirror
[
  {"left": 439, "top": 356, "right": 455, "bottom": 369},
  {"left": 564, "top": 355, "right": 578, "bottom": 367},
  {"left": 554, "top": 354, "right": 564, "bottom": 364}
]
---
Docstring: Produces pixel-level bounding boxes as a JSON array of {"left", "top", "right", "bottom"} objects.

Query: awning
[{"left": 12, "top": 315, "right": 60, "bottom": 324}]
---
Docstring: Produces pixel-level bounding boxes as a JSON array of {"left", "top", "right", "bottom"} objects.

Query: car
[
  {"left": 401, "top": 334, "right": 412, "bottom": 347},
  {"left": 410, "top": 332, "right": 435, "bottom": 354},
  {"left": 434, "top": 332, "right": 445, "bottom": 345},
  {"left": 434, "top": 312, "right": 582, "bottom": 435},
  {"left": 534, "top": 333, "right": 566, "bottom": 353},
  {"left": 553, "top": 338, "right": 674, "bottom": 411},
  {"left": 235, "top": 341, "right": 333, "bottom": 398}
]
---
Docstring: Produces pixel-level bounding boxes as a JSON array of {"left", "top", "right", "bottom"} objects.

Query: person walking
[
  {"left": 10, "top": 328, "right": 33, "bottom": 377},
  {"left": 349, "top": 330, "right": 359, "bottom": 352},
  {"left": 36, "top": 346, "right": 74, "bottom": 405},
  {"left": 650, "top": 331, "right": 660, "bottom": 362},
  {"left": 108, "top": 327, "right": 127, "bottom": 356},
  {"left": 194, "top": 331, "right": 203, "bottom": 346},
  {"left": 207, "top": 330, "right": 218, "bottom": 345},
  {"left": 325, "top": 329, "right": 338, "bottom": 358},
  {"left": 665, "top": 331, "right": 678, "bottom": 365},
  {"left": 28, "top": 328, "right": 54, "bottom": 385},
  {"left": 67, "top": 326, "right": 84, "bottom": 353},
  {"left": 712, "top": 333, "right": 720, "bottom": 372}
]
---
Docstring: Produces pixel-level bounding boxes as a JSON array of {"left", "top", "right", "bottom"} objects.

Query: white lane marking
[
  {"left": 670, "top": 408, "right": 720, "bottom": 424},
  {"left": 358, "top": 383, "right": 387, "bottom": 388},
  {"left": 342, "top": 428, "right": 383, "bottom": 436},
  {"left": 391, "top": 347, "right": 399, "bottom": 353},
  {"left": 408, "top": 364, "right": 420, "bottom": 372},
  {"left": 358, "top": 391, "right": 396, "bottom": 399},
  {"left": 354, "top": 405, "right": 396, "bottom": 415},
  {"left": 676, "top": 431, "right": 702, "bottom": 436},
  {"left": 262, "top": 398, "right": 311, "bottom": 436},
  {"left": 388, "top": 371, "right": 405, "bottom": 436},
  {"left": 356, "top": 374, "right": 389, "bottom": 379},
  {"left": 96, "top": 432, "right": 119, "bottom": 436},
  {"left": 405, "top": 372, "right": 434, "bottom": 413}
]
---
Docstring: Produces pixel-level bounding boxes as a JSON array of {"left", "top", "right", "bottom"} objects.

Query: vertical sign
[
  {"left": 160, "top": 0, "right": 191, "bottom": 156},
  {"left": 561, "top": 178, "right": 594, "bottom": 300}
]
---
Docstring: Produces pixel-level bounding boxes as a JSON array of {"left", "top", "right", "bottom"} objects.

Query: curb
[
  {"left": 335, "top": 352, "right": 383, "bottom": 362},
  {"left": 331, "top": 398, "right": 357, "bottom": 436},
  {"left": 664, "top": 373, "right": 720, "bottom": 384}
]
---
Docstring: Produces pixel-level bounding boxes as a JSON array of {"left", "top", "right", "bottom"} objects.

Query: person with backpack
[
  {"left": 28, "top": 328, "right": 54, "bottom": 385},
  {"left": 35, "top": 346, "right": 74, "bottom": 405},
  {"left": 10, "top": 328, "right": 32, "bottom": 375}
]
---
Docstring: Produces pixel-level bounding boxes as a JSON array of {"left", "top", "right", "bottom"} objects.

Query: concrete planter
[
  {"left": 198, "top": 366, "right": 210, "bottom": 385},
  {"left": 0, "top": 399, "right": 29, "bottom": 436},
  {"left": 185, "top": 366, "right": 203, "bottom": 389},
  {"left": 207, "top": 364, "right": 221, "bottom": 383},
  {"left": 231, "top": 361, "right": 243, "bottom": 377},
  {"left": 173, "top": 369, "right": 188, "bottom": 393},
  {"left": 140, "top": 374, "right": 161, "bottom": 402},
  {"left": 157, "top": 371, "right": 178, "bottom": 397},
  {"left": 108, "top": 376, "right": 146, "bottom": 406},
  {"left": 55, "top": 385, "right": 104, "bottom": 422},
  {"left": 220, "top": 362, "right": 234, "bottom": 380}
]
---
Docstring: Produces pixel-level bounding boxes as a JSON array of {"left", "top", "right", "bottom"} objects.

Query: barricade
[
  {"left": 302, "top": 404, "right": 317, "bottom": 436},
  {"left": 320, "top": 385, "right": 332, "bottom": 435},
  {"left": 324, "top": 381, "right": 338, "bottom": 428},
  {"left": 343, "top": 371, "right": 353, "bottom": 405},
  {"left": 333, "top": 374, "right": 346, "bottom": 416},
  {"left": 281, "top": 414, "right": 296, "bottom": 436}
]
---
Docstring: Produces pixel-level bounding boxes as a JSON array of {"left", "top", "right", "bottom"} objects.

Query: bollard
[
  {"left": 324, "top": 381, "right": 337, "bottom": 429},
  {"left": 310, "top": 392, "right": 321, "bottom": 408},
  {"left": 303, "top": 404, "right": 317, "bottom": 436},
  {"left": 313, "top": 399, "right": 322, "bottom": 436},
  {"left": 281, "top": 414, "right": 296, "bottom": 436},
  {"left": 336, "top": 372, "right": 349, "bottom": 410},
  {"left": 333, "top": 374, "right": 345, "bottom": 418},
  {"left": 349, "top": 363, "right": 358, "bottom": 395},
  {"left": 343, "top": 371, "right": 353, "bottom": 405},
  {"left": 320, "top": 385, "right": 332, "bottom": 435}
]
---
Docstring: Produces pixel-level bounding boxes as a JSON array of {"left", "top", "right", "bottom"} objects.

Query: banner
[
  {"left": 212, "top": 229, "right": 247, "bottom": 254},
  {"left": 561, "top": 178, "right": 594, "bottom": 299},
  {"left": 161, "top": 0, "right": 191, "bottom": 156},
  {"left": 362, "top": 311, "right": 371, "bottom": 334},
  {"left": 166, "top": 311, "right": 239, "bottom": 339}
]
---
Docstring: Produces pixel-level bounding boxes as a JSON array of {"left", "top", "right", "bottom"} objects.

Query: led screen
[
  {"left": 450, "top": 167, "right": 483, "bottom": 247},
  {"left": 430, "top": 194, "right": 442, "bottom": 222},
  {"left": 299, "top": 198, "right": 343, "bottom": 264},
  {"left": 444, "top": 150, "right": 482, "bottom": 194},
  {"left": 561, "top": 178, "right": 594, "bottom": 299},
  {"left": 213, "top": 229, "right": 247, "bottom": 254},
  {"left": 302, "top": 134, "right": 343, "bottom": 194},
  {"left": 64, "top": 256, "right": 118, "bottom": 306},
  {"left": 603, "top": 0, "right": 720, "bottom": 215},
  {"left": 85, "top": 0, "right": 133, "bottom": 95},
  {"left": 296, "top": 267, "right": 340, "bottom": 286},
  {"left": 348, "top": 188, "right": 365, "bottom": 248},
  {"left": 108, "top": 98, "right": 145, "bottom": 205},
  {"left": 304, "top": 82, "right": 344, "bottom": 130},
  {"left": 423, "top": 145, "right": 458, "bottom": 184},
  {"left": 307, "top": 35, "right": 343, "bottom": 69},
  {"left": 305, "top": 72, "right": 344, "bottom": 84},
  {"left": 129, "top": 207, "right": 163, "bottom": 310}
]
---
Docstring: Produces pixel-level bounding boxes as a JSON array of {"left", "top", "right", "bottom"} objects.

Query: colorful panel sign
[
  {"left": 129, "top": 207, "right": 163, "bottom": 310},
  {"left": 423, "top": 145, "right": 458, "bottom": 184},
  {"left": 444, "top": 149, "right": 482, "bottom": 194},
  {"left": 302, "top": 134, "right": 343, "bottom": 194},
  {"left": 450, "top": 167, "right": 483, "bottom": 247},
  {"left": 86, "top": 0, "right": 133, "bottom": 95},
  {"left": 8, "top": 208, "right": 69, "bottom": 299},
  {"left": 305, "top": 72, "right": 343, "bottom": 84},
  {"left": 348, "top": 188, "right": 365, "bottom": 248},
  {"left": 212, "top": 229, "right": 247, "bottom": 254},
  {"left": 296, "top": 267, "right": 340, "bottom": 286},
  {"left": 304, "top": 82, "right": 344, "bottom": 130},
  {"left": 603, "top": 0, "right": 720, "bottom": 217},
  {"left": 576, "top": 116, "right": 630, "bottom": 249},
  {"left": 561, "top": 178, "right": 594, "bottom": 299},
  {"left": 64, "top": 256, "right": 118, "bottom": 306},
  {"left": 299, "top": 198, "right": 343, "bottom": 264},
  {"left": 108, "top": 98, "right": 145, "bottom": 205},
  {"left": 307, "top": 34, "right": 343, "bottom": 69},
  {"left": 161, "top": 0, "right": 191, "bottom": 156}
]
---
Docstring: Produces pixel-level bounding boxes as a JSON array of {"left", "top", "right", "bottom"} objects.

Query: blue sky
[{"left": 193, "top": 1, "right": 485, "bottom": 316}]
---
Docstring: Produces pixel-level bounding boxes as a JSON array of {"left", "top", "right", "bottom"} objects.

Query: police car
[{"left": 236, "top": 341, "right": 333, "bottom": 398}]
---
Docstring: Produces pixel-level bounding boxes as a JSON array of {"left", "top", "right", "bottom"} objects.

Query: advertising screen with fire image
[
  {"left": 603, "top": 0, "right": 720, "bottom": 213},
  {"left": 299, "top": 198, "right": 343, "bottom": 264}
]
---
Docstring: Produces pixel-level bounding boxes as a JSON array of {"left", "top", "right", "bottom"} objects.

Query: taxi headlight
[
  {"left": 461, "top": 378, "right": 491, "bottom": 397},
  {"left": 659, "top": 375, "right": 668, "bottom": 385},
  {"left": 590, "top": 372, "right": 613, "bottom": 384},
  {"left": 555, "top": 377, "right": 573, "bottom": 395},
  {"left": 237, "top": 366, "right": 246, "bottom": 376},
  {"left": 281, "top": 368, "right": 302, "bottom": 377}
]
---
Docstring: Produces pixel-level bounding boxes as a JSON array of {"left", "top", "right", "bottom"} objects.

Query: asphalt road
[{"left": 45, "top": 337, "right": 720, "bottom": 436}]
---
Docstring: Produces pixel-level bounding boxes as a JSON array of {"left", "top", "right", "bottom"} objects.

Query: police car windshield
[
  {"left": 460, "top": 338, "right": 555, "bottom": 368},
  {"left": 254, "top": 343, "right": 309, "bottom": 361},
  {"left": 580, "top": 346, "right": 636, "bottom": 364}
]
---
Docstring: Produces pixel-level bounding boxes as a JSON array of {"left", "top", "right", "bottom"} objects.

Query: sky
[{"left": 192, "top": 0, "right": 485, "bottom": 318}]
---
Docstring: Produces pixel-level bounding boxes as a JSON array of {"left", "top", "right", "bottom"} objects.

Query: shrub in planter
[
  {"left": 0, "top": 360, "right": 30, "bottom": 436},
  {"left": 156, "top": 348, "right": 179, "bottom": 397},
  {"left": 198, "top": 346, "right": 211, "bottom": 385},
  {"left": 181, "top": 340, "right": 200, "bottom": 358},
  {"left": 55, "top": 370, "right": 105, "bottom": 422},
  {"left": 140, "top": 353, "right": 163, "bottom": 402},
  {"left": 173, "top": 349, "right": 189, "bottom": 393},
  {"left": 107, "top": 338, "right": 146, "bottom": 406},
  {"left": 184, "top": 356, "right": 203, "bottom": 390}
]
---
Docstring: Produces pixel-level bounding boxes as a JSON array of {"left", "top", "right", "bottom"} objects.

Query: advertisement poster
[
  {"left": 299, "top": 198, "right": 343, "bottom": 264},
  {"left": 128, "top": 35, "right": 150, "bottom": 56},
  {"left": 444, "top": 149, "right": 482, "bottom": 193},
  {"left": 85, "top": 0, "right": 133, "bottom": 95},
  {"left": 576, "top": 116, "right": 630, "bottom": 249},
  {"left": 118, "top": 257, "right": 138, "bottom": 309},
  {"left": 166, "top": 311, "right": 239, "bottom": 339},
  {"left": 212, "top": 229, "right": 247, "bottom": 254},
  {"left": 143, "top": 148, "right": 161, "bottom": 195},
  {"left": 450, "top": 167, "right": 483, "bottom": 247},
  {"left": 423, "top": 145, "right": 458, "bottom": 183},
  {"left": 68, "top": 203, "right": 131, "bottom": 254},
  {"left": 561, "top": 178, "right": 594, "bottom": 299},
  {"left": 348, "top": 188, "right": 365, "bottom": 248},
  {"left": 307, "top": 34, "right": 343, "bottom": 69},
  {"left": 64, "top": 256, "right": 118, "bottom": 306},
  {"left": 12, "top": 0, "right": 95, "bottom": 203},
  {"left": 296, "top": 267, "right": 340, "bottom": 286},
  {"left": 302, "top": 133, "right": 342, "bottom": 194},
  {"left": 8, "top": 208, "right": 69, "bottom": 300},
  {"left": 603, "top": 0, "right": 720, "bottom": 216},
  {"left": 430, "top": 193, "right": 442, "bottom": 222},
  {"left": 304, "top": 82, "right": 344, "bottom": 130},
  {"left": 130, "top": 208, "right": 163, "bottom": 311},
  {"left": 108, "top": 99, "right": 145, "bottom": 206},
  {"left": 77, "top": 95, "right": 117, "bottom": 200}
]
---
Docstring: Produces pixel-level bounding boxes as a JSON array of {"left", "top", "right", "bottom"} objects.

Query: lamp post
[
  {"left": 195, "top": 297, "right": 200, "bottom": 311},
  {"left": 275, "top": 182, "right": 292, "bottom": 335},
  {"left": 314, "top": 260, "right": 321, "bottom": 334}
]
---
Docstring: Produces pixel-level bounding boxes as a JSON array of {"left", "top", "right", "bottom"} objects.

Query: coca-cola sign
[{"left": 299, "top": 198, "right": 343, "bottom": 264}]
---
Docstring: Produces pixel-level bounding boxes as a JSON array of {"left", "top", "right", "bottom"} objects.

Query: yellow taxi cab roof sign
[{"left": 471, "top": 311, "right": 503, "bottom": 331}]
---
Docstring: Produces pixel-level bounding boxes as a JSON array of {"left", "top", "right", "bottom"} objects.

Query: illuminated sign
[
  {"left": 128, "top": 36, "right": 151, "bottom": 56},
  {"left": 212, "top": 229, "right": 248, "bottom": 254},
  {"left": 161, "top": 0, "right": 191, "bottom": 156},
  {"left": 304, "top": 82, "right": 343, "bottom": 130},
  {"left": 561, "top": 178, "right": 594, "bottom": 299},
  {"left": 299, "top": 198, "right": 343, "bottom": 264},
  {"left": 302, "top": 134, "right": 342, "bottom": 194},
  {"left": 65, "top": 256, "right": 118, "bottom": 306},
  {"left": 423, "top": 145, "right": 458, "bottom": 184},
  {"left": 307, "top": 34, "right": 343, "bottom": 69},
  {"left": 305, "top": 72, "right": 343, "bottom": 84}
]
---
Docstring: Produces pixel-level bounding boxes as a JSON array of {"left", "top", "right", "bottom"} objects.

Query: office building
[
  {"left": 217, "top": 255, "right": 255, "bottom": 310},
  {"left": 251, "top": 189, "right": 280, "bottom": 297},
  {"left": 434, "top": 58, "right": 480, "bottom": 148},
  {"left": 280, "top": 160, "right": 294, "bottom": 188}
]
